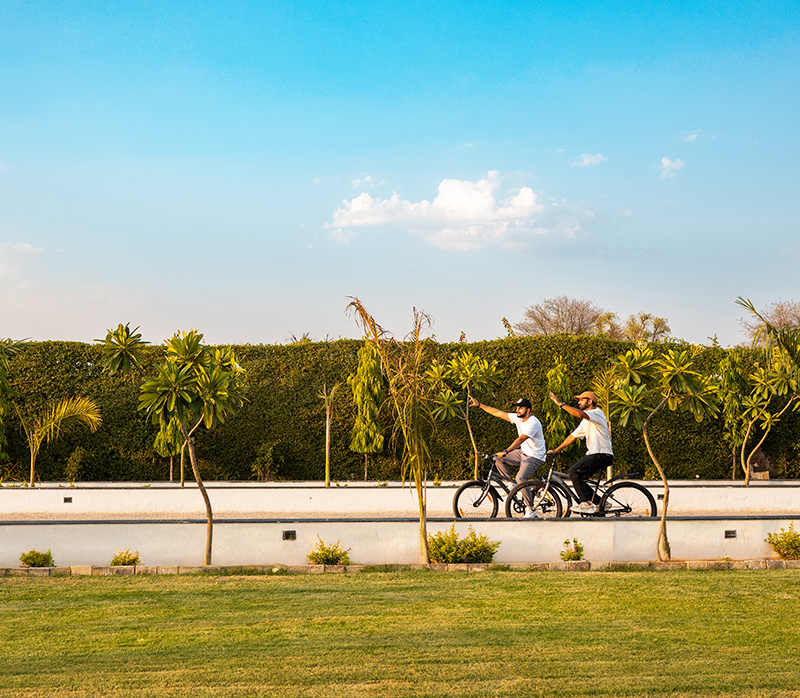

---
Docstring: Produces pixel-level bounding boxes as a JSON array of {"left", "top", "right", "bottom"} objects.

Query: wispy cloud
[
  {"left": 681, "top": 132, "right": 699, "bottom": 142},
  {"left": 326, "top": 171, "right": 568, "bottom": 250},
  {"left": 659, "top": 157, "right": 686, "bottom": 179},
  {"left": 571, "top": 153, "right": 607, "bottom": 167},
  {"left": 0, "top": 242, "right": 44, "bottom": 275},
  {"left": 351, "top": 174, "right": 386, "bottom": 189}
]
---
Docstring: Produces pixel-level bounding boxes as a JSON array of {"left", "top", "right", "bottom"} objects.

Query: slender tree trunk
[
  {"left": 642, "top": 398, "right": 670, "bottom": 561},
  {"left": 464, "top": 400, "right": 480, "bottom": 479},
  {"left": 364, "top": 453, "right": 368, "bottom": 481},
  {"left": 739, "top": 419, "right": 757, "bottom": 486},
  {"left": 414, "top": 473, "right": 429, "bottom": 564},
  {"left": 169, "top": 455, "right": 173, "bottom": 483},
  {"left": 740, "top": 397, "right": 796, "bottom": 485},
  {"left": 182, "top": 424, "right": 213, "bottom": 566},
  {"left": 180, "top": 441, "right": 186, "bottom": 488},
  {"left": 325, "top": 411, "right": 331, "bottom": 487}
]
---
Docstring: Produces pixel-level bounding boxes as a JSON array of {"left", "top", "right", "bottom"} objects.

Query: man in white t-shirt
[
  {"left": 468, "top": 396, "right": 547, "bottom": 514},
  {"left": 547, "top": 390, "right": 614, "bottom": 514}
]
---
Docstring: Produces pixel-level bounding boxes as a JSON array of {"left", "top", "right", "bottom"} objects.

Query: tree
[
  {"left": 139, "top": 331, "right": 247, "bottom": 565},
  {"left": 717, "top": 348, "right": 751, "bottom": 478},
  {"left": 514, "top": 296, "right": 605, "bottom": 336},
  {"left": 612, "top": 344, "right": 719, "bottom": 561},
  {"left": 347, "top": 297, "right": 438, "bottom": 564},
  {"left": 347, "top": 341, "right": 385, "bottom": 480},
  {"left": 540, "top": 355, "right": 574, "bottom": 454},
  {"left": 735, "top": 298, "right": 800, "bottom": 482},
  {"left": 95, "top": 323, "right": 149, "bottom": 375},
  {"left": 596, "top": 312, "right": 671, "bottom": 342},
  {"left": 319, "top": 383, "right": 340, "bottom": 487},
  {"left": 16, "top": 397, "right": 102, "bottom": 486},
  {"left": 427, "top": 349, "right": 500, "bottom": 479},
  {"left": 740, "top": 299, "right": 800, "bottom": 344},
  {"left": 153, "top": 416, "right": 184, "bottom": 483}
]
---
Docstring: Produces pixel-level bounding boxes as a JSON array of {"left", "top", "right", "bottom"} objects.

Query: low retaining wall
[
  {"left": 2, "top": 479, "right": 799, "bottom": 517},
  {"left": 2, "top": 481, "right": 797, "bottom": 568},
  {"left": 2, "top": 516, "right": 797, "bottom": 568}
]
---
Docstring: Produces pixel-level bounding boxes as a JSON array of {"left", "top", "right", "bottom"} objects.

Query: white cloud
[
  {"left": 571, "top": 153, "right": 607, "bottom": 167},
  {"left": 351, "top": 174, "right": 386, "bottom": 189},
  {"left": 325, "top": 171, "right": 557, "bottom": 250},
  {"left": 659, "top": 157, "right": 686, "bottom": 179},
  {"left": 681, "top": 132, "right": 699, "bottom": 142},
  {"left": 0, "top": 242, "right": 44, "bottom": 275}
]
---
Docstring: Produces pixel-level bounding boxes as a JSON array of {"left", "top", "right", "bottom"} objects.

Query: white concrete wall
[
  {"left": 1, "top": 517, "right": 795, "bottom": 568},
  {"left": 2, "top": 480, "right": 799, "bottom": 517}
]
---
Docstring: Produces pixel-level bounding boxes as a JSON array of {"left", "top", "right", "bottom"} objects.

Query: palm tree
[{"left": 17, "top": 397, "right": 102, "bottom": 486}]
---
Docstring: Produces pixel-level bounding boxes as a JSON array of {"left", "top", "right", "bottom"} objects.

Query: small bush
[
  {"left": 561, "top": 538, "right": 584, "bottom": 561},
  {"left": 766, "top": 523, "right": 800, "bottom": 560},
  {"left": 427, "top": 525, "right": 500, "bottom": 564},
  {"left": 20, "top": 549, "right": 55, "bottom": 567},
  {"left": 110, "top": 550, "right": 141, "bottom": 566},
  {"left": 307, "top": 536, "right": 351, "bottom": 565}
]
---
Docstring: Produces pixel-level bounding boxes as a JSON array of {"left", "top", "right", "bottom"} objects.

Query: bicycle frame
[
  {"left": 537, "top": 467, "right": 643, "bottom": 513},
  {"left": 471, "top": 454, "right": 516, "bottom": 507}
]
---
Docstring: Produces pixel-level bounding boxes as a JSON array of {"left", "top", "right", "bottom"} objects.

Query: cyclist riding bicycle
[
  {"left": 468, "top": 396, "right": 547, "bottom": 518},
  {"left": 547, "top": 390, "right": 613, "bottom": 515}
]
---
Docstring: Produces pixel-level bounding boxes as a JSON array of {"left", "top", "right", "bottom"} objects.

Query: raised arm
[
  {"left": 468, "top": 396, "right": 511, "bottom": 422},
  {"left": 548, "top": 391, "right": 590, "bottom": 421}
]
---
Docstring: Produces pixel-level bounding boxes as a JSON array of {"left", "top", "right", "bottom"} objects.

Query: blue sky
[{"left": 1, "top": 1, "right": 798, "bottom": 347}]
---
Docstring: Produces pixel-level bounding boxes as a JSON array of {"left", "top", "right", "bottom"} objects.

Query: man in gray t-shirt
[{"left": 468, "top": 396, "right": 547, "bottom": 488}]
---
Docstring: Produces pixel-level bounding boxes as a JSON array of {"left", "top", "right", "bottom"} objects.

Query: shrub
[
  {"left": 427, "top": 524, "right": 500, "bottom": 564},
  {"left": 766, "top": 523, "right": 800, "bottom": 560},
  {"left": 560, "top": 538, "right": 584, "bottom": 561},
  {"left": 307, "top": 536, "right": 351, "bottom": 565},
  {"left": 110, "top": 550, "right": 141, "bottom": 566},
  {"left": 20, "top": 549, "right": 54, "bottom": 567}
]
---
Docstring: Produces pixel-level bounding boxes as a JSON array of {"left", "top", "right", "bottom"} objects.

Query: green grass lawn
[{"left": 1, "top": 570, "right": 798, "bottom": 698}]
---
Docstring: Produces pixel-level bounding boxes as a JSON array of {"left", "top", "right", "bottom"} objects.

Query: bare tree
[
  {"left": 514, "top": 296, "right": 606, "bottom": 336},
  {"left": 740, "top": 300, "right": 800, "bottom": 344}
]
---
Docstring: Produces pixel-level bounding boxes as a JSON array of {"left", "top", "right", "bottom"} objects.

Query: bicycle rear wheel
[
  {"left": 504, "top": 481, "right": 562, "bottom": 519},
  {"left": 599, "top": 482, "right": 657, "bottom": 517},
  {"left": 453, "top": 481, "right": 499, "bottom": 518}
]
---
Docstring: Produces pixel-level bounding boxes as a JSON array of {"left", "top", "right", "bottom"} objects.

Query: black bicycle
[
  {"left": 504, "top": 463, "right": 657, "bottom": 519},
  {"left": 452, "top": 453, "right": 520, "bottom": 518}
]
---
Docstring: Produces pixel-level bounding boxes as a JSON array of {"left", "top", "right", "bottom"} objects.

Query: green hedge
[{"left": 2, "top": 338, "right": 798, "bottom": 482}]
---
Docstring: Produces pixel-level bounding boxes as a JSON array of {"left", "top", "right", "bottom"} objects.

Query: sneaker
[
  {"left": 523, "top": 508, "right": 541, "bottom": 520},
  {"left": 574, "top": 501, "right": 598, "bottom": 514}
]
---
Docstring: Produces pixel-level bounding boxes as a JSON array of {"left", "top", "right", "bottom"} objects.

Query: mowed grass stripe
[{"left": 1, "top": 571, "right": 798, "bottom": 697}]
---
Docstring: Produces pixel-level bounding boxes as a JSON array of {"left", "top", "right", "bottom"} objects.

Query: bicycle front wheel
[
  {"left": 453, "top": 481, "right": 499, "bottom": 518},
  {"left": 504, "top": 481, "right": 562, "bottom": 519},
  {"left": 599, "top": 482, "right": 657, "bottom": 517}
]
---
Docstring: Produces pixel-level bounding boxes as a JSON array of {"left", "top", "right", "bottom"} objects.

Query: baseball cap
[
  {"left": 511, "top": 398, "right": 532, "bottom": 409},
  {"left": 574, "top": 391, "right": 598, "bottom": 404}
]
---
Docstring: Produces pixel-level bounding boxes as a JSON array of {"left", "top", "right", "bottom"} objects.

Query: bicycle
[
  {"left": 504, "top": 462, "right": 657, "bottom": 519},
  {"left": 452, "top": 453, "right": 522, "bottom": 518}
]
